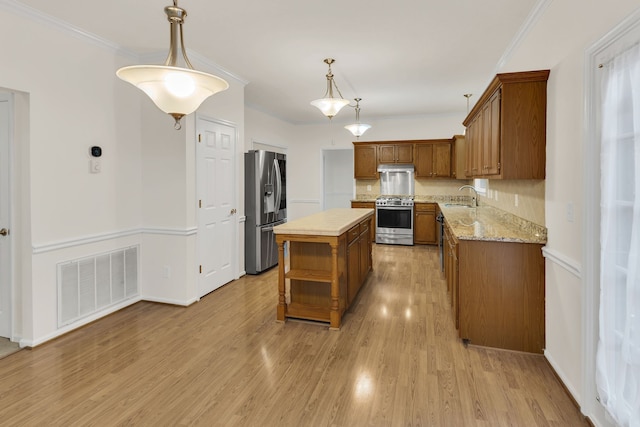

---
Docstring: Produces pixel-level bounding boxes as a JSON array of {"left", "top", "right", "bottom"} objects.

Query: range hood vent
[{"left": 377, "top": 164, "right": 414, "bottom": 173}]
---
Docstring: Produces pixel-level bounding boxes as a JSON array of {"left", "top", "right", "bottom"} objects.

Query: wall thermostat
[{"left": 90, "top": 146, "right": 102, "bottom": 157}]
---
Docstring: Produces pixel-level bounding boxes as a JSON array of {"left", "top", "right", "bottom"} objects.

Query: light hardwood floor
[{"left": 0, "top": 244, "right": 588, "bottom": 426}]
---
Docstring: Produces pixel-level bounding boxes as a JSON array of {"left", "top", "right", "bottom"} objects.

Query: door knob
[{"left": 0, "top": 228, "right": 8, "bottom": 236}]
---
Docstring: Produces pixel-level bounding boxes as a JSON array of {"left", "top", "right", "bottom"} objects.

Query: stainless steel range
[
  {"left": 375, "top": 196, "right": 414, "bottom": 245},
  {"left": 375, "top": 164, "right": 415, "bottom": 246}
]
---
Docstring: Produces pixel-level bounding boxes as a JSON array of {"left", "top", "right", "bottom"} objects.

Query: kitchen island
[{"left": 273, "top": 208, "right": 374, "bottom": 329}]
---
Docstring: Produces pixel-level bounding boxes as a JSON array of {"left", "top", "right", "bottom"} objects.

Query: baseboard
[
  {"left": 141, "top": 296, "right": 198, "bottom": 307},
  {"left": 19, "top": 296, "right": 142, "bottom": 348}
]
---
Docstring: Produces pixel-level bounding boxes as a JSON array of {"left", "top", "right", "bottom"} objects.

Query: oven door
[{"left": 376, "top": 206, "right": 414, "bottom": 245}]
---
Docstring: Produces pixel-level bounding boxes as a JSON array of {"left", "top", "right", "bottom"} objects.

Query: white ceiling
[{"left": 15, "top": 0, "right": 539, "bottom": 125}]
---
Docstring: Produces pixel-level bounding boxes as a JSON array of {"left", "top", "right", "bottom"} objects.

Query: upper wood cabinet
[
  {"left": 414, "top": 140, "right": 454, "bottom": 178},
  {"left": 354, "top": 144, "right": 378, "bottom": 179},
  {"left": 354, "top": 139, "right": 456, "bottom": 179},
  {"left": 463, "top": 70, "right": 549, "bottom": 179},
  {"left": 377, "top": 144, "right": 413, "bottom": 164}
]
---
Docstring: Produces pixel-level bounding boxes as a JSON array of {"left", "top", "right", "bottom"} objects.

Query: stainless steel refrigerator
[{"left": 244, "top": 150, "right": 286, "bottom": 274}]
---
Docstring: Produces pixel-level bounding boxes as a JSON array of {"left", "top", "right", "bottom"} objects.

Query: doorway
[
  {"left": 322, "top": 148, "right": 354, "bottom": 210},
  {"left": 196, "top": 117, "right": 237, "bottom": 297}
]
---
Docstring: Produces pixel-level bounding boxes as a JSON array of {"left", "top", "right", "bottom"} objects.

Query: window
[
  {"left": 473, "top": 178, "right": 488, "bottom": 195},
  {"left": 595, "top": 38, "right": 640, "bottom": 426}
]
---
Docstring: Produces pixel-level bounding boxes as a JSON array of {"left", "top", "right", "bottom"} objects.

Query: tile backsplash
[{"left": 355, "top": 178, "right": 546, "bottom": 226}]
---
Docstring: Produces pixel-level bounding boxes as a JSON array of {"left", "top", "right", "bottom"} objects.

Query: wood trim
[
  {"left": 353, "top": 138, "right": 454, "bottom": 146},
  {"left": 463, "top": 69, "right": 550, "bottom": 126}
]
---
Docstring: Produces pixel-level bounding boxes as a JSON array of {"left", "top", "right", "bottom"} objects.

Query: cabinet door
[
  {"left": 378, "top": 144, "right": 413, "bottom": 163},
  {"left": 451, "top": 240, "right": 459, "bottom": 329},
  {"left": 433, "top": 143, "right": 452, "bottom": 177},
  {"left": 359, "top": 230, "right": 370, "bottom": 284},
  {"left": 396, "top": 145, "right": 413, "bottom": 163},
  {"left": 414, "top": 203, "right": 436, "bottom": 244},
  {"left": 347, "top": 238, "right": 360, "bottom": 305},
  {"left": 377, "top": 145, "right": 396, "bottom": 163},
  {"left": 465, "top": 115, "right": 482, "bottom": 177},
  {"left": 354, "top": 145, "right": 378, "bottom": 179},
  {"left": 484, "top": 89, "right": 501, "bottom": 175},
  {"left": 444, "top": 225, "right": 451, "bottom": 292},
  {"left": 414, "top": 144, "right": 434, "bottom": 177}
]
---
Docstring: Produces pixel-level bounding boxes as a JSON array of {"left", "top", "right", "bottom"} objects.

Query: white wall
[{"left": 0, "top": 6, "right": 142, "bottom": 345}]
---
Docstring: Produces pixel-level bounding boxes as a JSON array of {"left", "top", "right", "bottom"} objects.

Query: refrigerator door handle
[
  {"left": 262, "top": 226, "right": 273, "bottom": 232},
  {"left": 273, "top": 158, "right": 282, "bottom": 216}
]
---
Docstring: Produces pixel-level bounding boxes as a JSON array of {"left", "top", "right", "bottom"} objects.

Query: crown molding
[
  {"left": 0, "top": 0, "right": 138, "bottom": 60},
  {"left": 1, "top": 0, "right": 249, "bottom": 85},
  {"left": 493, "top": 0, "right": 554, "bottom": 74}
]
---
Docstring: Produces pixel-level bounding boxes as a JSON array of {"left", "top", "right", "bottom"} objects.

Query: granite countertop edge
[{"left": 439, "top": 204, "right": 547, "bottom": 245}]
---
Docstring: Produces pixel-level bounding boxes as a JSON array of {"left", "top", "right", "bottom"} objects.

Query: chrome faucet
[{"left": 458, "top": 185, "right": 478, "bottom": 207}]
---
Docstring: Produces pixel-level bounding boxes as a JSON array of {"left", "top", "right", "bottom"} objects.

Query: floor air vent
[{"left": 57, "top": 246, "right": 139, "bottom": 327}]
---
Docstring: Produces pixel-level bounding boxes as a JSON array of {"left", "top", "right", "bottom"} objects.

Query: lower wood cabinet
[
  {"left": 443, "top": 222, "right": 459, "bottom": 329},
  {"left": 456, "top": 239, "right": 545, "bottom": 353},
  {"left": 442, "top": 215, "right": 545, "bottom": 353},
  {"left": 414, "top": 203, "right": 437, "bottom": 245},
  {"left": 347, "top": 217, "right": 373, "bottom": 305},
  {"left": 351, "top": 201, "right": 375, "bottom": 242}
]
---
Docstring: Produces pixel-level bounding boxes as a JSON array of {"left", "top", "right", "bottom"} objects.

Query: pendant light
[
  {"left": 310, "top": 58, "right": 350, "bottom": 119},
  {"left": 344, "top": 98, "right": 371, "bottom": 139},
  {"left": 116, "top": 1, "right": 229, "bottom": 130}
]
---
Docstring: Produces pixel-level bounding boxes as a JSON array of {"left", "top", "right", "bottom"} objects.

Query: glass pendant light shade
[
  {"left": 117, "top": 65, "right": 228, "bottom": 122},
  {"left": 116, "top": 1, "right": 228, "bottom": 129},
  {"left": 311, "top": 58, "right": 350, "bottom": 119},
  {"left": 345, "top": 123, "right": 372, "bottom": 137},
  {"left": 310, "top": 97, "right": 350, "bottom": 118},
  {"left": 344, "top": 98, "right": 371, "bottom": 138}
]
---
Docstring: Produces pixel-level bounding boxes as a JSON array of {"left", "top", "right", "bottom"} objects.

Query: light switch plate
[{"left": 90, "top": 159, "right": 101, "bottom": 173}]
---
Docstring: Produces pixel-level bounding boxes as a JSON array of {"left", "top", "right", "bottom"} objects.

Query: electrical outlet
[
  {"left": 495, "top": 190, "right": 499, "bottom": 201},
  {"left": 515, "top": 194, "right": 519, "bottom": 207},
  {"left": 163, "top": 265, "right": 171, "bottom": 278},
  {"left": 566, "top": 202, "right": 574, "bottom": 222},
  {"left": 367, "top": 185, "right": 372, "bottom": 191}
]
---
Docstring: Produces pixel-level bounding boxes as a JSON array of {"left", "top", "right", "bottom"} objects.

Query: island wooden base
[{"left": 275, "top": 214, "right": 373, "bottom": 329}]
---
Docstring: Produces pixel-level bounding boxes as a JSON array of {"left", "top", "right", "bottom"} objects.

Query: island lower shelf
[{"left": 274, "top": 208, "right": 374, "bottom": 329}]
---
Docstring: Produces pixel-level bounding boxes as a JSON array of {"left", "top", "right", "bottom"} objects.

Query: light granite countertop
[
  {"left": 439, "top": 204, "right": 547, "bottom": 244},
  {"left": 273, "top": 208, "right": 374, "bottom": 236}
]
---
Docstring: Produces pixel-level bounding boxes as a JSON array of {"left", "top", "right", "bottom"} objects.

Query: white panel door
[
  {"left": 196, "top": 118, "right": 236, "bottom": 297},
  {"left": 0, "top": 94, "right": 11, "bottom": 338}
]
